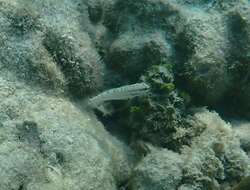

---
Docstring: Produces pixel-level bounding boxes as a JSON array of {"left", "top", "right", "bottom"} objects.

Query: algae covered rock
[
  {"left": 43, "top": 30, "right": 104, "bottom": 97},
  {"left": 0, "top": 0, "right": 105, "bottom": 98},
  {"left": 180, "top": 110, "right": 250, "bottom": 189},
  {"left": 113, "top": 64, "right": 204, "bottom": 151},
  {"left": 130, "top": 149, "right": 184, "bottom": 190},
  {"left": 1, "top": 0, "right": 250, "bottom": 189},
  {"left": 101, "top": 0, "right": 250, "bottom": 118},
  {"left": 129, "top": 109, "right": 250, "bottom": 190},
  {"left": 107, "top": 32, "right": 172, "bottom": 82},
  {"left": 0, "top": 1, "right": 132, "bottom": 189},
  {"left": 0, "top": 76, "right": 133, "bottom": 190},
  {"left": 174, "top": 8, "right": 232, "bottom": 106},
  {"left": 183, "top": 110, "right": 250, "bottom": 187},
  {"left": 225, "top": 4, "right": 250, "bottom": 117},
  {"left": 233, "top": 121, "right": 250, "bottom": 155}
]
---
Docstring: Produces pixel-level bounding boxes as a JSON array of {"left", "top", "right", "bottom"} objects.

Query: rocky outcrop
[
  {"left": 0, "top": 75, "right": 134, "bottom": 190},
  {"left": 129, "top": 110, "right": 250, "bottom": 190},
  {"left": 0, "top": 0, "right": 250, "bottom": 189}
]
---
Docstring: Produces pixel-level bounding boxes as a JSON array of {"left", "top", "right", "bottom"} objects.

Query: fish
[{"left": 88, "top": 82, "right": 150, "bottom": 115}]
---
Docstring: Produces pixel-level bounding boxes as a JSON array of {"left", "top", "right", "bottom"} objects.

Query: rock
[
  {"left": 0, "top": 76, "right": 133, "bottom": 190},
  {"left": 129, "top": 109, "right": 250, "bottom": 190},
  {"left": 180, "top": 110, "right": 250, "bottom": 189},
  {"left": 176, "top": 11, "right": 231, "bottom": 106},
  {"left": 130, "top": 149, "right": 183, "bottom": 190},
  {"left": 232, "top": 121, "right": 250, "bottom": 155},
  {"left": 1, "top": 0, "right": 250, "bottom": 189}
]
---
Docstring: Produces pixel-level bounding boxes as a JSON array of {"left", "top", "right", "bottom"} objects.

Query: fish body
[
  {"left": 88, "top": 82, "right": 150, "bottom": 115},
  {"left": 89, "top": 82, "right": 150, "bottom": 107}
]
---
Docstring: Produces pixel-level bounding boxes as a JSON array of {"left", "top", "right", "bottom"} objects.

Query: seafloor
[{"left": 0, "top": 0, "right": 250, "bottom": 189}]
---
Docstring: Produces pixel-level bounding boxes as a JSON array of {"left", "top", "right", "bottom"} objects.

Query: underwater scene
[{"left": 0, "top": 0, "right": 250, "bottom": 189}]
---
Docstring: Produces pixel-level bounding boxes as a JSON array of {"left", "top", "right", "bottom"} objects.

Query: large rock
[
  {"left": 0, "top": 0, "right": 133, "bottom": 189},
  {"left": 130, "top": 149, "right": 183, "bottom": 190},
  {"left": 0, "top": 75, "right": 133, "bottom": 190},
  {"left": 1, "top": 0, "right": 250, "bottom": 189},
  {"left": 232, "top": 121, "right": 250, "bottom": 156},
  {"left": 129, "top": 110, "right": 250, "bottom": 190}
]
